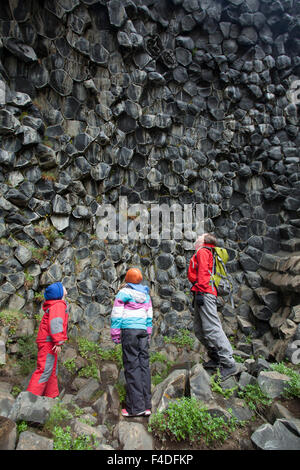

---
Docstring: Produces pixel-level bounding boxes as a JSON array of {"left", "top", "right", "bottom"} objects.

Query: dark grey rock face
[{"left": 0, "top": 0, "right": 299, "bottom": 359}]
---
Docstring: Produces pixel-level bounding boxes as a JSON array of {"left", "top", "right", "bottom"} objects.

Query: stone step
[
  {"left": 279, "top": 225, "right": 300, "bottom": 240},
  {"left": 280, "top": 238, "right": 300, "bottom": 253}
]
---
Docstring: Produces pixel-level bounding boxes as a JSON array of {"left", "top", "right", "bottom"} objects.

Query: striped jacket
[{"left": 110, "top": 284, "right": 153, "bottom": 344}]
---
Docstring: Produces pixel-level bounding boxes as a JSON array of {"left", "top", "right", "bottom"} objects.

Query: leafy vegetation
[
  {"left": 17, "top": 335, "right": 37, "bottom": 375},
  {"left": 77, "top": 337, "right": 123, "bottom": 368},
  {"left": 0, "top": 310, "right": 24, "bottom": 336},
  {"left": 63, "top": 357, "right": 77, "bottom": 374},
  {"left": 17, "top": 421, "right": 28, "bottom": 434},
  {"left": 11, "top": 385, "right": 22, "bottom": 398},
  {"left": 78, "top": 362, "right": 99, "bottom": 380},
  {"left": 149, "top": 397, "right": 240, "bottom": 446},
  {"left": 115, "top": 382, "right": 126, "bottom": 405},
  {"left": 163, "top": 329, "right": 195, "bottom": 349},
  {"left": 210, "top": 370, "right": 238, "bottom": 399},
  {"left": 44, "top": 401, "right": 73, "bottom": 433},
  {"left": 270, "top": 362, "right": 300, "bottom": 399},
  {"left": 150, "top": 351, "right": 174, "bottom": 386},
  {"left": 237, "top": 384, "right": 272, "bottom": 413},
  {"left": 34, "top": 292, "right": 44, "bottom": 303},
  {"left": 52, "top": 425, "right": 94, "bottom": 450}
]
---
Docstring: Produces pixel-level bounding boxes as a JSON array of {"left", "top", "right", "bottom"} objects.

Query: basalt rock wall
[{"left": 0, "top": 0, "right": 300, "bottom": 362}]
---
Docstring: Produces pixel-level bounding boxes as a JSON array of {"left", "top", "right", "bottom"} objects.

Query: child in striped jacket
[{"left": 110, "top": 268, "right": 153, "bottom": 417}]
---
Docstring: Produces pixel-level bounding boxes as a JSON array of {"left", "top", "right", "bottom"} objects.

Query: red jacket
[
  {"left": 36, "top": 300, "right": 68, "bottom": 345},
  {"left": 191, "top": 243, "right": 217, "bottom": 296}
]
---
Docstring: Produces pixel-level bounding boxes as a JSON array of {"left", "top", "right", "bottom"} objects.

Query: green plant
[
  {"left": 34, "top": 292, "right": 44, "bottom": 303},
  {"left": 0, "top": 310, "right": 24, "bottom": 336},
  {"left": 233, "top": 355, "right": 245, "bottom": 363},
  {"left": 115, "top": 382, "right": 126, "bottom": 405},
  {"left": 52, "top": 425, "right": 94, "bottom": 450},
  {"left": 73, "top": 405, "right": 85, "bottom": 417},
  {"left": 41, "top": 172, "right": 57, "bottom": 183},
  {"left": 150, "top": 351, "right": 169, "bottom": 364},
  {"left": 17, "top": 335, "right": 37, "bottom": 376},
  {"left": 150, "top": 351, "right": 174, "bottom": 386},
  {"left": 77, "top": 337, "right": 123, "bottom": 368},
  {"left": 163, "top": 329, "right": 194, "bottom": 349},
  {"left": 98, "top": 344, "right": 123, "bottom": 368},
  {"left": 148, "top": 397, "right": 240, "bottom": 446},
  {"left": 270, "top": 362, "right": 300, "bottom": 398},
  {"left": 63, "top": 358, "right": 77, "bottom": 374},
  {"left": 238, "top": 384, "right": 272, "bottom": 413},
  {"left": 17, "top": 421, "right": 28, "bottom": 434},
  {"left": 11, "top": 385, "right": 22, "bottom": 398},
  {"left": 210, "top": 370, "right": 238, "bottom": 399},
  {"left": 30, "top": 246, "right": 49, "bottom": 264},
  {"left": 44, "top": 402, "right": 73, "bottom": 432},
  {"left": 24, "top": 272, "right": 34, "bottom": 289},
  {"left": 78, "top": 363, "right": 99, "bottom": 380}
]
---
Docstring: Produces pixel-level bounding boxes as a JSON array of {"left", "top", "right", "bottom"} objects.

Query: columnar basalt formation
[{"left": 0, "top": 0, "right": 299, "bottom": 362}]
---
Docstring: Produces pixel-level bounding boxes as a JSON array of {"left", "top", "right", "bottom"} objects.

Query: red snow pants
[{"left": 26, "top": 342, "right": 59, "bottom": 398}]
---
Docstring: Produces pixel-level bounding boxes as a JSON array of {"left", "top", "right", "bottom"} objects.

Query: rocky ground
[{"left": 0, "top": 325, "right": 299, "bottom": 451}]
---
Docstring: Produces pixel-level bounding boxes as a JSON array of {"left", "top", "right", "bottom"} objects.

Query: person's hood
[
  {"left": 126, "top": 283, "right": 149, "bottom": 303},
  {"left": 43, "top": 299, "right": 66, "bottom": 312},
  {"left": 127, "top": 283, "right": 149, "bottom": 294}
]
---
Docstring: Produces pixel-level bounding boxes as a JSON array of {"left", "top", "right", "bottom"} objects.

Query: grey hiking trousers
[
  {"left": 121, "top": 329, "right": 152, "bottom": 414},
  {"left": 194, "top": 293, "right": 235, "bottom": 368}
]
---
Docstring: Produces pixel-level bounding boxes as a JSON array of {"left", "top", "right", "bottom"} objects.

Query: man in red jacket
[
  {"left": 191, "top": 233, "right": 237, "bottom": 380},
  {"left": 26, "top": 282, "right": 68, "bottom": 398}
]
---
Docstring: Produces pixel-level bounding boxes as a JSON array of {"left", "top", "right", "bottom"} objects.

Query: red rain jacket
[
  {"left": 191, "top": 243, "right": 217, "bottom": 296},
  {"left": 36, "top": 299, "right": 68, "bottom": 346}
]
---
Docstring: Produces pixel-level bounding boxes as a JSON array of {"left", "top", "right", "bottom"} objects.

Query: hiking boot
[
  {"left": 121, "top": 409, "right": 147, "bottom": 417},
  {"left": 203, "top": 359, "right": 220, "bottom": 369},
  {"left": 219, "top": 363, "right": 238, "bottom": 381}
]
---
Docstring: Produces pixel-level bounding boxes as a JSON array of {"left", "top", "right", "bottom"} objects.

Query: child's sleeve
[
  {"left": 49, "top": 303, "right": 68, "bottom": 346},
  {"left": 146, "top": 297, "right": 153, "bottom": 337},
  {"left": 110, "top": 290, "right": 128, "bottom": 344}
]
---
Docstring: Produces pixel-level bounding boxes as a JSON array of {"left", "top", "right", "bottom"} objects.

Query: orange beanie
[{"left": 125, "top": 268, "right": 143, "bottom": 284}]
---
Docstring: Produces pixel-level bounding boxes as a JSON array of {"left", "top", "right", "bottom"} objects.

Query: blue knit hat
[{"left": 44, "top": 282, "right": 64, "bottom": 300}]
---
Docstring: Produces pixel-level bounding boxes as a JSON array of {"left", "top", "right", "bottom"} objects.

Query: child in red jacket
[{"left": 26, "top": 282, "right": 68, "bottom": 398}]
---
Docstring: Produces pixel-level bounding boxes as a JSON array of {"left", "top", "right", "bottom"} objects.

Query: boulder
[
  {"left": 189, "top": 364, "right": 213, "bottom": 402},
  {"left": 251, "top": 419, "right": 300, "bottom": 450},
  {"left": 0, "top": 382, "right": 15, "bottom": 418},
  {"left": 16, "top": 431, "right": 53, "bottom": 450},
  {"left": 74, "top": 378, "right": 100, "bottom": 403},
  {"left": 257, "top": 371, "right": 291, "bottom": 399},
  {"left": 92, "top": 385, "right": 120, "bottom": 424},
  {"left": 0, "top": 416, "right": 17, "bottom": 450},
  {"left": 70, "top": 418, "right": 106, "bottom": 443},
  {"left": 151, "top": 369, "right": 188, "bottom": 412},
  {"left": 8, "top": 392, "right": 56, "bottom": 424},
  {"left": 225, "top": 397, "right": 255, "bottom": 421},
  {"left": 100, "top": 362, "right": 119, "bottom": 385},
  {"left": 114, "top": 421, "right": 153, "bottom": 450},
  {"left": 0, "top": 339, "right": 6, "bottom": 365}
]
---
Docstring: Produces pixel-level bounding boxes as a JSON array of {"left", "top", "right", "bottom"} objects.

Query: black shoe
[
  {"left": 203, "top": 359, "right": 220, "bottom": 369},
  {"left": 220, "top": 363, "right": 238, "bottom": 380}
]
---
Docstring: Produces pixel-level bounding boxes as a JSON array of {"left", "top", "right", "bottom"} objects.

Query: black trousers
[{"left": 121, "top": 329, "right": 152, "bottom": 414}]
